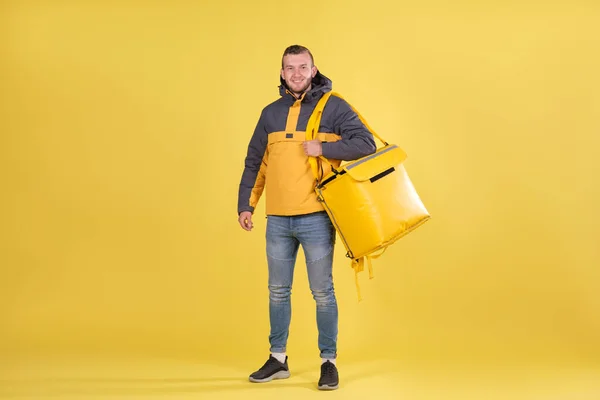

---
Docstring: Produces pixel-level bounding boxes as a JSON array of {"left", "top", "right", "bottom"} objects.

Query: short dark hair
[{"left": 282, "top": 45, "right": 314, "bottom": 67}]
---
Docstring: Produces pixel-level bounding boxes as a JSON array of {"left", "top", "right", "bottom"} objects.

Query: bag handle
[{"left": 305, "top": 91, "right": 389, "bottom": 180}]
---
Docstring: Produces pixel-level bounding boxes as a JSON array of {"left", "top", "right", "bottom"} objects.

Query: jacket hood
[{"left": 279, "top": 69, "right": 332, "bottom": 102}]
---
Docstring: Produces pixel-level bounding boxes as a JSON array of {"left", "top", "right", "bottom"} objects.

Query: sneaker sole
[
  {"left": 318, "top": 383, "right": 339, "bottom": 390},
  {"left": 249, "top": 370, "right": 291, "bottom": 383}
]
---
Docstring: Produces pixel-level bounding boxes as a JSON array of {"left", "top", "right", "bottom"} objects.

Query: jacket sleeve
[
  {"left": 321, "top": 98, "right": 377, "bottom": 161},
  {"left": 238, "top": 109, "right": 269, "bottom": 215}
]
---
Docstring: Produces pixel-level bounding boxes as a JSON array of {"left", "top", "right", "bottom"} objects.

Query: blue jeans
[{"left": 265, "top": 211, "right": 338, "bottom": 359}]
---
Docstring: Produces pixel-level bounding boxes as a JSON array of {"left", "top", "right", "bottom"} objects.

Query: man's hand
[
  {"left": 238, "top": 211, "right": 253, "bottom": 231},
  {"left": 303, "top": 139, "right": 322, "bottom": 157}
]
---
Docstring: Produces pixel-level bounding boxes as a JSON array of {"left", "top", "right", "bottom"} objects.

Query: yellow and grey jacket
[{"left": 238, "top": 71, "right": 376, "bottom": 216}]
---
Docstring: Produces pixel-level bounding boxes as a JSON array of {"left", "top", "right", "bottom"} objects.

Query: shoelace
[{"left": 321, "top": 362, "right": 336, "bottom": 378}]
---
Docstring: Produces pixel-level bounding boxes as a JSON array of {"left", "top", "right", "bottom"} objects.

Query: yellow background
[{"left": 1, "top": 0, "right": 600, "bottom": 398}]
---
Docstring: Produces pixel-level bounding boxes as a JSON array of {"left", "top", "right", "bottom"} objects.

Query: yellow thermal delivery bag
[{"left": 306, "top": 91, "right": 430, "bottom": 300}]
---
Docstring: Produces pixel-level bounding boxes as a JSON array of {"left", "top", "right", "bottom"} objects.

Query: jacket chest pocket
[{"left": 268, "top": 132, "right": 306, "bottom": 158}]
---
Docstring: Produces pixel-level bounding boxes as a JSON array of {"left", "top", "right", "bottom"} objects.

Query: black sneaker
[
  {"left": 249, "top": 355, "right": 290, "bottom": 383},
  {"left": 318, "top": 360, "right": 339, "bottom": 390}
]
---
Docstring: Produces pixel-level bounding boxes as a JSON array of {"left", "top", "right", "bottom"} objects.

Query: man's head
[{"left": 280, "top": 45, "right": 317, "bottom": 97}]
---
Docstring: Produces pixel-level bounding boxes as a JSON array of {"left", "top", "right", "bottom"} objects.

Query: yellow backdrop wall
[{"left": 1, "top": 0, "right": 599, "bottom": 370}]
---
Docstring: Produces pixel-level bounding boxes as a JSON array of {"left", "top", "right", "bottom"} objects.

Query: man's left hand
[{"left": 303, "top": 139, "right": 322, "bottom": 157}]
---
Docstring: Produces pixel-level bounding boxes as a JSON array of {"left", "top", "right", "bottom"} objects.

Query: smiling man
[{"left": 237, "top": 44, "right": 376, "bottom": 390}]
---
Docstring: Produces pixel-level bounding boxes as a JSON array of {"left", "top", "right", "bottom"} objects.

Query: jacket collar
[{"left": 278, "top": 70, "right": 332, "bottom": 103}]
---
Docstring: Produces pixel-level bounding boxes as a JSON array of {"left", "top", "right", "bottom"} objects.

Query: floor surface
[{"left": 1, "top": 354, "right": 599, "bottom": 400}]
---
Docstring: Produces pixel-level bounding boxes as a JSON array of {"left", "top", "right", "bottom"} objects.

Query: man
[{"left": 237, "top": 44, "right": 376, "bottom": 390}]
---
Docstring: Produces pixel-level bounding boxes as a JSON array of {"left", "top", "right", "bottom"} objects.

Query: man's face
[{"left": 281, "top": 52, "right": 317, "bottom": 97}]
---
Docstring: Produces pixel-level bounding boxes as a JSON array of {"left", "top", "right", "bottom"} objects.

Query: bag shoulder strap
[
  {"left": 306, "top": 91, "right": 392, "bottom": 301},
  {"left": 306, "top": 91, "right": 389, "bottom": 180},
  {"left": 306, "top": 91, "right": 388, "bottom": 145},
  {"left": 305, "top": 92, "right": 333, "bottom": 180},
  {"left": 328, "top": 92, "right": 388, "bottom": 145}
]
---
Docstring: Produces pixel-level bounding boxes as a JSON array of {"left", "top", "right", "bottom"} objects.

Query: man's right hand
[{"left": 238, "top": 211, "right": 253, "bottom": 231}]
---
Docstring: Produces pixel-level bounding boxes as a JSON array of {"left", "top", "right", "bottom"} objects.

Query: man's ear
[{"left": 312, "top": 66, "right": 318, "bottom": 77}]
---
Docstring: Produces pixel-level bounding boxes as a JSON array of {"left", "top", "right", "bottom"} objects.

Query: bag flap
[{"left": 342, "top": 144, "right": 407, "bottom": 181}]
